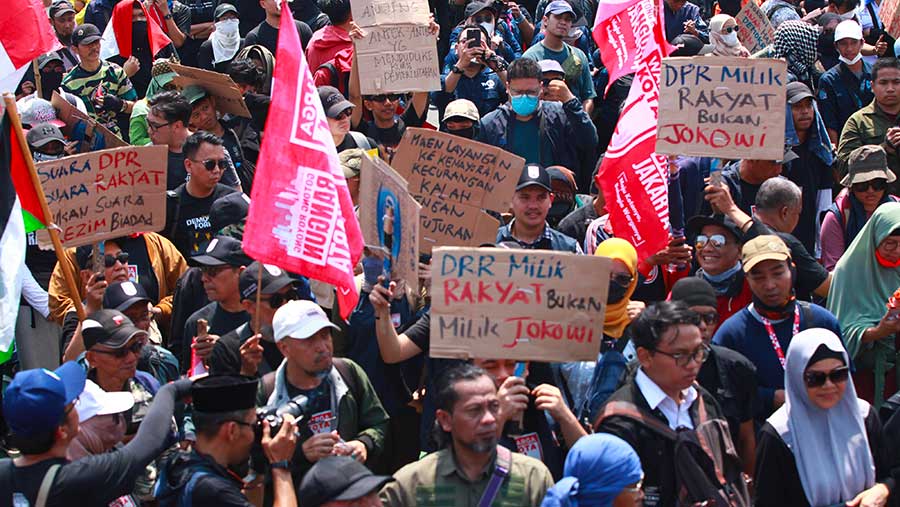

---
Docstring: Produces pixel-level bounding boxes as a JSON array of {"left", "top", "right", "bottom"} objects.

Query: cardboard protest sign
[
  {"left": 392, "top": 128, "right": 524, "bottom": 251},
  {"left": 656, "top": 57, "right": 786, "bottom": 160},
  {"left": 350, "top": 0, "right": 439, "bottom": 94},
  {"left": 735, "top": 1, "right": 774, "bottom": 54},
  {"left": 350, "top": 0, "right": 430, "bottom": 26},
  {"left": 359, "top": 154, "right": 421, "bottom": 294},
  {"left": 430, "top": 247, "right": 611, "bottom": 362},
  {"left": 35, "top": 145, "right": 167, "bottom": 247},
  {"left": 882, "top": 0, "right": 900, "bottom": 39},
  {"left": 51, "top": 92, "right": 128, "bottom": 153},
  {"left": 354, "top": 25, "right": 441, "bottom": 94},
  {"left": 169, "top": 63, "right": 251, "bottom": 118}
]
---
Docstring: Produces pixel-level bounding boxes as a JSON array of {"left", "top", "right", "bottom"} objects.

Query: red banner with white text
[{"left": 243, "top": 2, "right": 363, "bottom": 319}]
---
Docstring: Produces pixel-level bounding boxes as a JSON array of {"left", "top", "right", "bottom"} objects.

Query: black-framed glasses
[
  {"left": 851, "top": 179, "right": 887, "bottom": 193},
  {"left": 262, "top": 290, "right": 299, "bottom": 309},
  {"left": 91, "top": 340, "right": 145, "bottom": 359},
  {"left": 804, "top": 366, "right": 850, "bottom": 388},
  {"left": 652, "top": 344, "right": 710, "bottom": 367},
  {"left": 695, "top": 234, "right": 727, "bottom": 250},
  {"left": 104, "top": 252, "right": 129, "bottom": 268},
  {"left": 366, "top": 94, "right": 401, "bottom": 103},
  {"left": 147, "top": 119, "right": 174, "bottom": 131},
  {"left": 695, "top": 311, "right": 719, "bottom": 327},
  {"left": 191, "top": 158, "right": 227, "bottom": 171},
  {"left": 722, "top": 26, "right": 740, "bottom": 34},
  {"left": 610, "top": 272, "right": 634, "bottom": 287}
]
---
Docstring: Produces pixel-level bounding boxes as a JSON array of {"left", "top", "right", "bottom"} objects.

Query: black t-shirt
[
  {"left": 355, "top": 102, "right": 427, "bottom": 150},
  {"left": 182, "top": 302, "right": 249, "bottom": 369},
  {"left": 117, "top": 235, "right": 160, "bottom": 302},
  {"left": 208, "top": 323, "right": 283, "bottom": 377},
  {"left": 167, "top": 150, "right": 188, "bottom": 190},
  {"left": 696, "top": 344, "right": 757, "bottom": 445},
  {"left": 25, "top": 232, "right": 58, "bottom": 290},
  {"left": 336, "top": 133, "right": 378, "bottom": 153},
  {"left": 197, "top": 38, "right": 245, "bottom": 74},
  {"left": 784, "top": 141, "right": 831, "bottom": 255},
  {"left": 720, "top": 163, "right": 760, "bottom": 216},
  {"left": 244, "top": 20, "right": 312, "bottom": 55},
  {"left": 404, "top": 312, "right": 431, "bottom": 353},
  {"left": 165, "top": 183, "right": 237, "bottom": 259}
]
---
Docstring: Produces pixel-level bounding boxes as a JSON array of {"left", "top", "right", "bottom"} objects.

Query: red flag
[
  {"left": 0, "top": 0, "right": 62, "bottom": 93},
  {"left": 591, "top": 0, "right": 647, "bottom": 95},
  {"left": 243, "top": 1, "right": 363, "bottom": 319},
  {"left": 594, "top": 0, "right": 671, "bottom": 261},
  {"left": 100, "top": 0, "right": 172, "bottom": 60}
]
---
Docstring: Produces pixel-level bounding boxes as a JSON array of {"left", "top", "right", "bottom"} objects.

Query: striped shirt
[{"left": 61, "top": 61, "right": 137, "bottom": 134}]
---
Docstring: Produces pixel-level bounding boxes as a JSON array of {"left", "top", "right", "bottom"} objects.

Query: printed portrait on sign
[{"left": 377, "top": 186, "right": 402, "bottom": 276}]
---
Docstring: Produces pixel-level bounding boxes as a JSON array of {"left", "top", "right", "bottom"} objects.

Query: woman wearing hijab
[
  {"left": 596, "top": 238, "right": 640, "bottom": 342},
  {"left": 707, "top": 14, "right": 750, "bottom": 57},
  {"left": 773, "top": 20, "right": 820, "bottom": 87},
  {"left": 828, "top": 203, "right": 900, "bottom": 408},
  {"left": 541, "top": 433, "right": 644, "bottom": 507},
  {"left": 754, "top": 328, "right": 893, "bottom": 507}
]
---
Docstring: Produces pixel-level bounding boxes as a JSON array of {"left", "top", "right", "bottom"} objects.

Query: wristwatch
[
  {"left": 163, "top": 13, "right": 173, "bottom": 20},
  {"left": 451, "top": 65, "right": 464, "bottom": 75},
  {"left": 270, "top": 460, "right": 290, "bottom": 470}
]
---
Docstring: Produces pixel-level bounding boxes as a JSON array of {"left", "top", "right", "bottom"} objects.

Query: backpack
[
  {"left": 154, "top": 460, "right": 219, "bottom": 507},
  {"left": 594, "top": 397, "right": 751, "bottom": 507}
]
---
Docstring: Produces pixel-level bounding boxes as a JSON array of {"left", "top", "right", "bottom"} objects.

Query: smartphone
[
  {"left": 466, "top": 28, "right": 482, "bottom": 48},
  {"left": 91, "top": 242, "right": 105, "bottom": 274},
  {"left": 709, "top": 170, "right": 723, "bottom": 188},
  {"left": 513, "top": 362, "right": 527, "bottom": 378}
]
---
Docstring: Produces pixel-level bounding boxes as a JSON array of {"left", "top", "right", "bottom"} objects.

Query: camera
[{"left": 255, "top": 394, "right": 309, "bottom": 439}]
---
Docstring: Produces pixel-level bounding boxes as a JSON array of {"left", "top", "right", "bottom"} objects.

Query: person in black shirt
[
  {"left": 318, "top": 86, "right": 378, "bottom": 154},
  {"left": 244, "top": 0, "right": 313, "bottom": 55},
  {"left": 198, "top": 4, "right": 244, "bottom": 73},
  {"left": 0, "top": 361, "right": 191, "bottom": 507},
  {"left": 180, "top": 236, "right": 252, "bottom": 373},
  {"left": 163, "top": 131, "right": 239, "bottom": 259},
  {"left": 155, "top": 375, "right": 300, "bottom": 507},
  {"left": 701, "top": 146, "right": 798, "bottom": 217},
  {"left": 180, "top": 0, "right": 218, "bottom": 66}
]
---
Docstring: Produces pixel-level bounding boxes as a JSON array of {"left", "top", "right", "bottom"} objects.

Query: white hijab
[{"left": 767, "top": 328, "right": 876, "bottom": 506}]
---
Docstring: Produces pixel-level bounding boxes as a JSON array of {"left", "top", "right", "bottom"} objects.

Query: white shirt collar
[{"left": 634, "top": 368, "right": 699, "bottom": 430}]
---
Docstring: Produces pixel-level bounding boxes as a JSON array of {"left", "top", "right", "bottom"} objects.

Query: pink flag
[
  {"left": 243, "top": 1, "right": 363, "bottom": 319},
  {"left": 594, "top": 0, "right": 671, "bottom": 261}
]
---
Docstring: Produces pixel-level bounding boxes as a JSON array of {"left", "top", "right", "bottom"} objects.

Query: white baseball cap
[
  {"left": 834, "top": 19, "right": 863, "bottom": 41},
  {"left": 75, "top": 379, "right": 135, "bottom": 422},
  {"left": 273, "top": 300, "right": 339, "bottom": 342}
]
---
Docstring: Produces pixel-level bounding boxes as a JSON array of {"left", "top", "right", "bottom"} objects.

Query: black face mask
[
  {"left": 607, "top": 280, "right": 629, "bottom": 304},
  {"left": 131, "top": 21, "right": 149, "bottom": 54},
  {"left": 818, "top": 31, "right": 837, "bottom": 58},
  {"left": 40, "top": 70, "right": 63, "bottom": 99},
  {"left": 447, "top": 126, "right": 475, "bottom": 139}
]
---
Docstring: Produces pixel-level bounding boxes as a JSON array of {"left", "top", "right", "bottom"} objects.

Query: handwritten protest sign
[
  {"left": 882, "top": 0, "right": 900, "bottom": 39},
  {"left": 169, "top": 63, "right": 251, "bottom": 118},
  {"left": 392, "top": 128, "right": 523, "bottom": 252},
  {"left": 359, "top": 154, "right": 421, "bottom": 295},
  {"left": 350, "top": 0, "right": 439, "bottom": 94},
  {"left": 430, "top": 247, "right": 611, "bottom": 362},
  {"left": 35, "top": 146, "right": 167, "bottom": 247},
  {"left": 51, "top": 92, "right": 127, "bottom": 153},
  {"left": 735, "top": 1, "right": 774, "bottom": 54},
  {"left": 656, "top": 57, "right": 786, "bottom": 160}
]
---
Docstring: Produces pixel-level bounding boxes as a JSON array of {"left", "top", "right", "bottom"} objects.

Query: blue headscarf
[{"left": 540, "top": 433, "right": 643, "bottom": 507}]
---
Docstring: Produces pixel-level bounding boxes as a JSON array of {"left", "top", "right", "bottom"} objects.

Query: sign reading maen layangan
[
  {"left": 656, "top": 57, "right": 787, "bottom": 160},
  {"left": 35, "top": 145, "right": 167, "bottom": 247},
  {"left": 430, "top": 247, "right": 612, "bottom": 362}
]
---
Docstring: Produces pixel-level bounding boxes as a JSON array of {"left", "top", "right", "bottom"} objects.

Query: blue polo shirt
[
  {"left": 437, "top": 67, "right": 507, "bottom": 118},
  {"left": 817, "top": 61, "right": 873, "bottom": 134}
]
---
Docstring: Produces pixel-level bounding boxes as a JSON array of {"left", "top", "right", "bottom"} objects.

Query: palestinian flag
[{"left": 0, "top": 109, "right": 49, "bottom": 363}]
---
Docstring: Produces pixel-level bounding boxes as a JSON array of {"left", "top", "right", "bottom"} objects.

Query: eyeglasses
[
  {"left": 803, "top": 366, "right": 850, "bottom": 388},
  {"left": 333, "top": 108, "right": 352, "bottom": 120},
  {"left": 262, "top": 290, "right": 299, "bottom": 309},
  {"left": 200, "top": 265, "right": 233, "bottom": 277},
  {"left": 147, "top": 119, "right": 173, "bottom": 131},
  {"left": 695, "top": 234, "right": 727, "bottom": 250},
  {"left": 851, "top": 179, "right": 887, "bottom": 192},
  {"left": 91, "top": 340, "right": 145, "bottom": 359},
  {"left": 652, "top": 344, "right": 710, "bottom": 367},
  {"left": 610, "top": 272, "right": 634, "bottom": 287},
  {"left": 509, "top": 88, "right": 541, "bottom": 97},
  {"left": 366, "top": 94, "right": 401, "bottom": 103},
  {"left": 881, "top": 238, "right": 900, "bottom": 252},
  {"left": 191, "top": 158, "right": 227, "bottom": 171},
  {"left": 104, "top": 252, "right": 129, "bottom": 267},
  {"left": 721, "top": 26, "right": 740, "bottom": 34},
  {"left": 695, "top": 311, "right": 719, "bottom": 327}
]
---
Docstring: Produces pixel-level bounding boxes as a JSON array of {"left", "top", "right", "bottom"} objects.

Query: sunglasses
[
  {"left": 200, "top": 265, "right": 234, "bottom": 277},
  {"left": 803, "top": 366, "right": 850, "bottom": 388},
  {"left": 262, "top": 290, "right": 299, "bottom": 309},
  {"left": 92, "top": 340, "right": 145, "bottom": 359},
  {"left": 695, "top": 234, "right": 727, "bottom": 250},
  {"left": 851, "top": 179, "right": 887, "bottom": 192},
  {"left": 721, "top": 26, "right": 740, "bottom": 34},
  {"left": 333, "top": 108, "right": 352, "bottom": 120},
  {"left": 104, "top": 252, "right": 129, "bottom": 268},
  {"left": 366, "top": 94, "right": 401, "bottom": 103},
  {"left": 610, "top": 272, "right": 634, "bottom": 287},
  {"left": 191, "top": 158, "right": 227, "bottom": 171},
  {"left": 695, "top": 311, "right": 719, "bottom": 326}
]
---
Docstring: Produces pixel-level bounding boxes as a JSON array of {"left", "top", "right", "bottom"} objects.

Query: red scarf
[{"left": 109, "top": 0, "right": 171, "bottom": 58}]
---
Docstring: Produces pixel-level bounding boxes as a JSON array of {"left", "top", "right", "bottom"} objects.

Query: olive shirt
[
  {"left": 837, "top": 100, "right": 900, "bottom": 193},
  {"left": 379, "top": 447, "right": 553, "bottom": 507}
]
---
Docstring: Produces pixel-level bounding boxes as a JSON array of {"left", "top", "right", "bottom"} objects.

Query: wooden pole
[
  {"left": 32, "top": 60, "right": 42, "bottom": 100},
  {"left": 3, "top": 93, "right": 86, "bottom": 321}
]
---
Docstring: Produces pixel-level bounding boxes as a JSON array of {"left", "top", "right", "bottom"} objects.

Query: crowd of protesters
[{"left": 4, "top": 0, "right": 900, "bottom": 505}]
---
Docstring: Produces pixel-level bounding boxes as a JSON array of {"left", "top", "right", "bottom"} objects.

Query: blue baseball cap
[{"left": 3, "top": 362, "right": 87, "bottom": 436}]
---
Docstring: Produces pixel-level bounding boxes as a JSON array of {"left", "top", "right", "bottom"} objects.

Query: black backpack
[{"left": 595, "top": 397, "right": 751, "bottom": 507}]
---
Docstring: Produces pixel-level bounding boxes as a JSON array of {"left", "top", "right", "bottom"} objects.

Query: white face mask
[
  {"left": 839, "top": 52, "right": 863, "bottom": 65},
  {"left": 215, "top": 18, "right": 240, "bottom": 38},
  {"left": 722, "top": 31, "right": 739, "bottom": 47},
  {"left": 32, "top": 151, "right": 63, "bottom": 162},
  {"left": 479, "top": 21, "right": 495, "bottom": 36}
]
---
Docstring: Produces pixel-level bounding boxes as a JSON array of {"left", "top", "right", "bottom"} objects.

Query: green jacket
[
  {"left": 257, "top": 358, "right": 389, "bottom": 481},
  {"left": 837, "top": 100, "right": 900, "bottom": 190}
]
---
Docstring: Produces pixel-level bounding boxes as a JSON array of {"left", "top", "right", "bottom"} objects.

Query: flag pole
[{"left": 3, "top": 93, "right": 86, "bottom": 321}]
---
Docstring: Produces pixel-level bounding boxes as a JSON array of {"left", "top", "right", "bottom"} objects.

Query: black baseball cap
[
  {"left": 213, "top": 2, "right": 239, "bottom": 20},
  {"left": 318, "top": 86, "right": 354, "bottom": 119},
  {"left": 298, "top": 456, "right": 395, "bottom": 507},
  {"left": 516, "top": 163, "right": 552, "bottom": 192},
  {"left": 786, "top": 82, "right": 814, "bottom": 105},
  {"left": 239, "top": 262, "right": 295, "bottom": 301},
  {"left": 72, "top": 24, "right": 102, "bottom": 46},
  {"left": 686, "top": 214, "right": 743, "bottom": 243},
  {"left": 189, "top": 236, "right": 252, "bottom": 267},
  {"left": 50, "top": 0, "right": 76, "bottom": 18},
  {"left": 209, "top": 192, "right": 250, "bottom": 234},
  {"left": 81, "top": 310, "right": 148, "bottom": 350},
  {"left": 25, "top": 122, "right": 65, "bottom": 148},
  {"left": 465, "top": 1, "right": 497, "bottom": 18},
  {"left": 103, "top": 281, "right": 152, "bottom": 312},
  {"left": 37, "top": 53, "right": 63, "bottom": 70}
]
